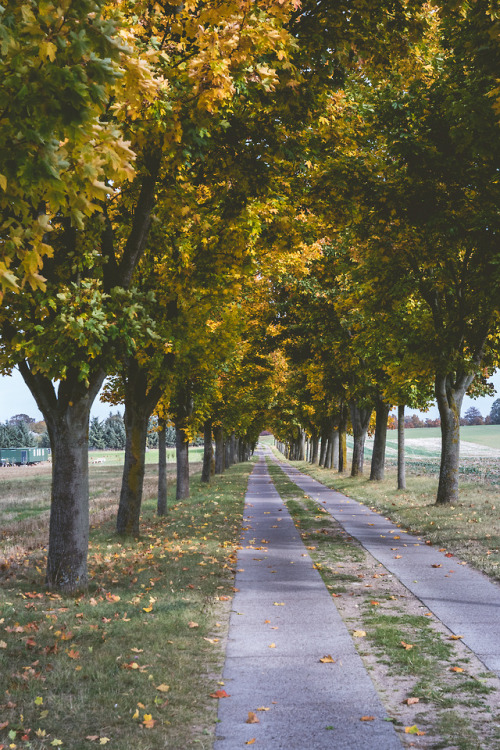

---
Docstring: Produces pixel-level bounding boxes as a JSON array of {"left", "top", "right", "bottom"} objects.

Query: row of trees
[{"left": 2, "top": 1, "right": 499, "bottom": 591}]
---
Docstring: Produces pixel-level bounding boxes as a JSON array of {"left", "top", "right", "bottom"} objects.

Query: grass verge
[
  {"left": 270, "top": 452, "right": 500, "bottom": 582},
  {"left": 0, "top": 463, "right": 249, "bottom": 750},
  {"left": 266, "top": 459, "right": 500, "bottom": 750}
]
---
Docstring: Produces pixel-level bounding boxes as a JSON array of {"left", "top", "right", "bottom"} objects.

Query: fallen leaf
[
  {"left": 132, "top": 709, "right": 139, "bottom": 720},
  {"left": 360, "top": 716, "right": 375, "bottom": 721},
  {"left": 400, "top": 641, "right": 414, "bottom": 650},
  {"left": 256, "top": 707, "right": 270, "bottom": 711},
  {"left": 353, "top": 630, "right": 366, "bottom": 638},
  {"left": 106, "top": 593, "right": 120, "bottom": 602},
  {"left": 405, "top": 725, "right": 426, "bottom": 735},
  {"left": 246, "top": 712, "right": 260, "bottom": 724},
  {"left": 0, "top": 641, "right": 7, "bottom": 649},
  {"left": 130, "top": 647, "right": 143, "bottom": 653},
  {"left": 51, "top": 740, "right": 63, "bottom": 746},
  {"left": 0, "top": 721, "right": 8, "bottom": 730},
  {"left": 143, "top": 606, "right": 153, "bottom": 613},
  {"left": 269, "top": 643, "right": 276, "bottom": 648},
  {"left": 188, "top": 621, "right": 199, "bottom": 628},
  {"left": 156, "top": 684, "right": 170, "bottom": 692},
  {"left": 431, "top": 564, "right": 442, "bottom": 568},
  {"left": 394, "top": 555, "right": 402, "bottom": 559},
  {"left": 370, "top": 601, "right": 380, "bottom": 606},
  {"left": 319, "top": 655, "right": 335, "bottom": 663},
  {"left": 449, "top": 635, "right": 464, "bottom": 640},
  {"left": 99, "top": 740, "right": 110, "bottom": 745},
  {"left": 34, "top": 696, "right": 43, "bottom": 705},
  {"left": 67, "top": 648, "right": 80, "bottom": 659},
  {"left": 404, "top": 697, "right": 419, "bottom": 705},
  {"left": 245, "top": 740, "right": 256, "bottom": 746},
  {"left": 264, "top": 620, "right": 271, "bottom": 624},
  {"left": 450, "top": 666, "right": 464, "bottom": 673},
  {"left": 273, "top": 602, "right": 285, "bottom": 606},
  {"left": 210, "top": 689, "right": 230, "bottom": 698}
]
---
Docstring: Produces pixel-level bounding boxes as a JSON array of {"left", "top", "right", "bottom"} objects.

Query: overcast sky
[
  {"left": 0, "top": 367, "right": 499, "bottom": 424},
  {"left": 0, "top": 369, "right": 123, "bottom": 422}
]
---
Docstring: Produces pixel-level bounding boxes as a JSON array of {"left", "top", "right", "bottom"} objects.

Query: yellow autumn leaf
[
  {"left": 319, "top": 655, "right": 335, "bottom": 663},
  {"left": 156, "top": 684, "right": 170, "bottom": 692},
  {"left": 246, "top": 711, "right": 260, "bottom": 724},
  {"left": 353, "top": 630, "right": 366, "bottom": 638}
]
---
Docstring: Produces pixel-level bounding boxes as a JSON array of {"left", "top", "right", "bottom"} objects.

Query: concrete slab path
[
  {"left": 215, "top": 453, "right": 403, "bottom": 749},
  {"left": 270, "top": 450, "right": 500, "bottom": 678}
]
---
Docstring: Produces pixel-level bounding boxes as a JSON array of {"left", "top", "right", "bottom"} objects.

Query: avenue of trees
[{"left": 1, "top": 0, "right": 500, "bottom": 591}]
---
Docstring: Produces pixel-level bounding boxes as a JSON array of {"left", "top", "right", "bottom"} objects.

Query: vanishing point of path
[{"left": 216, "top": 452, "right": 403, "bottom": 749}]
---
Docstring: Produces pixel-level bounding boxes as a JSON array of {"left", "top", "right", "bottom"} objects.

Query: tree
[
  {"left": 463, "top": 406, "right": 483, "bottom": 426},
  {"left": 490, "top": 399, "right": 500, "bottom": 425},
  {"left": 88, "top": 417, "right": 106, "bottom": 450}
]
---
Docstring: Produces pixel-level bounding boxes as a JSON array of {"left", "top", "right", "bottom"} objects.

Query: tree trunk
[
  {"left": 176, "top": 424, "right": 190, "bottom": 499},
  {"left": 19, "top": 363, "right": 106, "bottom": 591},
  {"left": 201, "top": 418, "right": 213, "bottom": 483},
  {"left": 397, "top": 404, "right": 406, "bottom": 490},
  {"left": 435, "top": 372, "right": 473, "bottom": 505},
  {"left": 214, "top": 424, "right": 224, "bottom": 474},
  {"left": 18, "top": 362, "right": 106, "bottom": 592},
  {"left": 311, "top": 432, "right": 319, "bottom": 464},
  {"left": 116, "top": 401, "right": 150, "bottom": 535},
  {"left": 116, "top": 359, "right": 162, "bottom": 535},
  {"left": 330, "top": 427, "right": 339, "bottom": 470},
  {"left": 338, "top": 403, "right": 348, "bottom": 472},
  {"left": 350, "top": 403, "right": 372, "bottom": 477},
  {"left": 46, "top": 403, "right": 91, "bottom": 591},
  {"left": 319, "top": 427, "right": 328, "bottom": 466},
  {"left": 157, "top": 417, "right": 167, "bottom": 515},
  {"left": 370, "top": 397, "right": 390, "bottom": 481}
]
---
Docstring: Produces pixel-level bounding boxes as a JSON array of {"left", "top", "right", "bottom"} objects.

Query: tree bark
[
  {"left": 350, "top": 403, "right": 372, "bottom": 477},
  {"left": 175, "top": 424, "right": 190, "bottom": 500},
  {"left": 370, "top": 397, "right": 390, "bottom": 481},
  {"left": 214, "top": 424, "right": 224, "bottom": 474},
  {"left": 397, "top": 404, "right": 406, "bottom": 490},
  {"left": 338, "top": 403, "right": 348, "bottom": 472},
  {"left": 311, "top": 431, "right": 319, "bottom": 464},
  {"left": 201, "top": 418, "right": 213, "bottom": 483},
  {"left": 18, "top": 361, "right": 105, "bottom": 592},
  {"left": 319, "top": 426, "right": 329, "bottom": 466},
  {"left": 330, "top": 427, "right": 339, "bottom": 470},
  {"left": 435, "top": 372, "right": 473, "bottom": 505},
  {"left": 157, "top": 417, "right": 167, "bottom": 515},
  {"left": 116, "top": 359, "right": 163, "bottom": 535}
]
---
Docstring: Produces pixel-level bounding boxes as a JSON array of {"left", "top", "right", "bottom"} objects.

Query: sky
[
  {"left": 0, "top": 367, "right": 499, "bottom": 425},
  {"left": 0, "top": 369, "right": 123, "bottom": 423}
]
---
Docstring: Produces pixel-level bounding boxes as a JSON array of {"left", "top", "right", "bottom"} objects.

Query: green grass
[{"left": 0, "top": 463, "right": 249, "bottom": 749}]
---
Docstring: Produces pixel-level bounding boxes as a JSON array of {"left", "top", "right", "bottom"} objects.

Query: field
[
  {"left": 360, "top": 425, "right": 500, "bottom": 486},
  {"left": 0, "top": 449, "right": 203, "bottom": 560}
]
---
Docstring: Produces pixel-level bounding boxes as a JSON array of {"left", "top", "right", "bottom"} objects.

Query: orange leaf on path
[
  {"left": 403, "top": 697, "right": 419, "bottom": 705},
  {"left": 450, "top": 666, "right": 464, "bottom": 673},
  {"left": 360, "top": 716, "right": 375, "bottom": 721},
  {"left": 246, "top": 712, "right": 260, "bottom": 724},
  {"left": 319, "top": 655, "right": 335, "bottom": 663},
  {"left": 245, "top": 740, "right": 256, "bottom": 746},
  {"left": 210, "top": 689, "right": 230, "bottom": 698}
]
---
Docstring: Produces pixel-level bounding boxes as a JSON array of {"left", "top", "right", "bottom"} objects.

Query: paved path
[
  {"left": 216, "top": 453, "right": 403, "bottom": 749},
  {"left": 271, "top": 451, "right": 500, "bottom": 677}
]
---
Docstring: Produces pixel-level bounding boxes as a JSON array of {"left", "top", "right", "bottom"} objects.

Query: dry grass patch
[{"left": 0, "top": 462, "right": 249, "bottom": 750}]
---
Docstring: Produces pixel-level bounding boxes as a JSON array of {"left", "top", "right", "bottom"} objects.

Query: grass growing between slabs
[
  {"left": 273, "top": 454, "right": 500, "bottom": 582},
  {"left": 266, "top": 459, "right": 500, "bottom": 750},
  {"left": 0, "top": 462, "right": 250, "bottom": 750}
]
